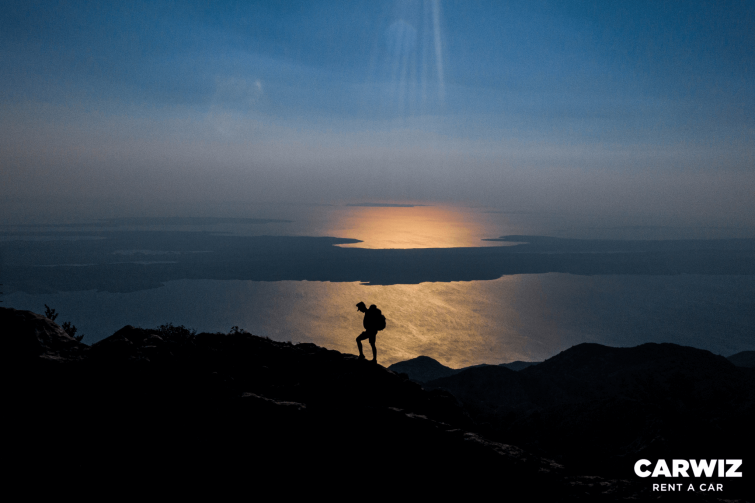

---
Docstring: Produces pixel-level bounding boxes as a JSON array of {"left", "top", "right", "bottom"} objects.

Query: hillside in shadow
[{"left": 5, "top": 306, "right": 751, "bottom": 500}]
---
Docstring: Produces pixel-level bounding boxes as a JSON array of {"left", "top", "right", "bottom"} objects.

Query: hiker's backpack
[
  {"left": 375, "top": 310, "right": 386, "bottom": 331},
  {"left": 369, "top": 306, "right": 387, "bottom": 331}
]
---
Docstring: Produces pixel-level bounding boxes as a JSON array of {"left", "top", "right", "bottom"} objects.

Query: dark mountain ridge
[
  {"left": 728, "top": 350, "right": 755, "bottom": 368},
  {"left": 423, "top": 342, "right": 755, "bottom": 496},
  {"left": 388, "top": 355, "right": 540, "bottom": 383},
  {"left": 5, "top": 306, "right": 750, "bottom": 500}
]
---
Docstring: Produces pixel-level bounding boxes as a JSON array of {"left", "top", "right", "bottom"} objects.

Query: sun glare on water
[
  {"left": 330, "top": 205, "right": 510, "bottom": 249},
  {"left": 292, "top": 204, "right": 528, "bottom": 366}
]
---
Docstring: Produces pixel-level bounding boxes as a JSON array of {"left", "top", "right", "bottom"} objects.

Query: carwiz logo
[{"left": 634, "top": 459, "right": 743, "bottom": 493}]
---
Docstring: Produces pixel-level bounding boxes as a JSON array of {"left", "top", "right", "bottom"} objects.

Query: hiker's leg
[
  {"left": 356, "top": 332, "right": 367, "bottom": 356},
  {"left": 369, "top": 333, "right": 377, "bottom": 361}
]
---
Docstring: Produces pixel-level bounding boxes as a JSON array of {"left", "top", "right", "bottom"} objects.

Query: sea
[{"left": 2, "top": 203, "right": 754, "bottom": 368}]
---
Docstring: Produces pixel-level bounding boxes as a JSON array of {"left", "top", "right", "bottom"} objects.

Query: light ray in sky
[
  {"left": 431, "top": 0, "right": 445, "bottom": 103},
  {"left": 380, "top": 0, "right": 446, "bottom": 117}
]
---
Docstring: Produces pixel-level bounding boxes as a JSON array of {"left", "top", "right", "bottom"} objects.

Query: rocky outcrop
[{"left": 2, "top": 307, "right": 85, "bottom": 361}]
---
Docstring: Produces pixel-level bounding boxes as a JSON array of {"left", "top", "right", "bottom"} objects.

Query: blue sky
[{"left": 1, "top": 0, "right": 754, "bottom": 222}]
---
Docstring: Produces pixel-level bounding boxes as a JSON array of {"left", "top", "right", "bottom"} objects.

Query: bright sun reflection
[
  {"left": 272, "top": 276, "right": 539, "bottom": 368},
  {"left": 330, "top": 205, "right": 511, "bottom": 249}
]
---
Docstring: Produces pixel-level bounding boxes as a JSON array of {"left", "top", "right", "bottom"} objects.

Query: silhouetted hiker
[{"left": 355, "top": 301, "right": 386, "bottom": 363}]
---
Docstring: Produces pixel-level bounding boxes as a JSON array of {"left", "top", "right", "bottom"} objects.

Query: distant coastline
[{"left": 3, "top": 233, "right": 754, "bottom": 294}]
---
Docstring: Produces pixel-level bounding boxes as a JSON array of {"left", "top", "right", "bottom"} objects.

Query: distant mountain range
[
  {"left": 389, "top": 349, "right": 755, "bottom": 383},
  {"left": 408, "top": 344, "right": 754, "bottom": 494},
  {"left": 727, "top": 350, "right": 755, "bottom": 368},
  {"left": 388, "top": 355, "right": 541, "bottom": 383}
]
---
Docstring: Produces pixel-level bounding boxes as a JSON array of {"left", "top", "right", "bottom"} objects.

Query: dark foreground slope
[
  {"left": 5, "top": 307, "right": 750, "bottom": 500},
  {"left": 424, "top": 343, "right": 755, "bottom": 498},
  {"left": 4, "top": 307, "right": 658, "bottom": 501}
]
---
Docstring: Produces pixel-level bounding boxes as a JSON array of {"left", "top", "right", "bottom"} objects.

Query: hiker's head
[{"left": 356, "top": 301, "right": 367, "bottom": 312}]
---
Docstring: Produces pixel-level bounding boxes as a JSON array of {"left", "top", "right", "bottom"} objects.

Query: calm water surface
[{"left": 3, "top": 204, "right": 754, "bottom": 366}]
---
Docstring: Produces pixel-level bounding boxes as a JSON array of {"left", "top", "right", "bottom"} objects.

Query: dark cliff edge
[{"left": 4, "top": 307, "right": 749, "bottom": 500}]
